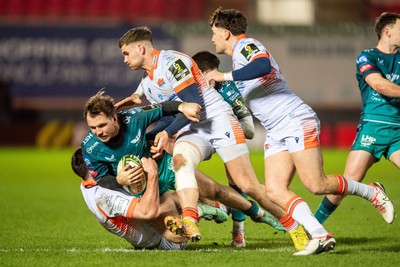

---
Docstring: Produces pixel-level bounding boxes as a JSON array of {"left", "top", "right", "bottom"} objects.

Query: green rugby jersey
[
  {"left": 356, "top": 48, "right": 400, "bottom": 122},
  {"left": 81, "top": 104, "right": 163, "bottom": 181},
  {"left": 216, "top": 81, "right": 251, "bottom": 120}
]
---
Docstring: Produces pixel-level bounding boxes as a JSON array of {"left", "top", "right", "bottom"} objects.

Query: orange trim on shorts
[
  {"left": 285, "top": 195, "right": 304, "bottom": 217},
  {"left": 336, "top": 174, "right": 348, "bottom": 195},
  {"left": 301, "top": 119, "right": 320, "bottom": 149},
  {"left": 230, "top": 117, "right": 246, "bottom": 144}
]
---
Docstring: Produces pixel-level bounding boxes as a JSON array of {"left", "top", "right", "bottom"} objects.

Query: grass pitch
[{"left": 0, "top": 147, "right": 399, "bottom": 266}]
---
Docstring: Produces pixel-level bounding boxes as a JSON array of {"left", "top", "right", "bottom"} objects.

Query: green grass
[{"left": 0, "top": 147, "right": 399, "bottom": 266}]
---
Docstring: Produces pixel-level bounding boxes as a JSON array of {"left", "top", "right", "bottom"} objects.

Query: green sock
[
  {"left": 229, "top": 183, "right": 247, "bottom": 221},
  {"left": 314, "top": 196, "right": 338, "bottom": 224}
]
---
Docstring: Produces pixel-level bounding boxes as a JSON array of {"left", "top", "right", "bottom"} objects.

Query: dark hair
[
  {"left": 83, "top": 88, "right": 116, "bottom": 120},
  {"left": 375, "top": 12, "right": 400, "bottom": 40},
  {"left": 71, "top": 148, "right": 88, "bottom": 179},
  {"left": 118, "top": 26, "right": 153, "bottom": 48},
  {"left": 208, "top": 7, "right": 247, "bottom": 36},
  {"left": 192, "top": 51, "right": 220, "bottom": 72}
]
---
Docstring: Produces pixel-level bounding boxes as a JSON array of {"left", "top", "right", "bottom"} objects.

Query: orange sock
[
  {"left": 279, "top": 213, "right": 298, "bottom": 232},
  {"left": 182, "top": 207, "right": 199, "bottom": 223}
]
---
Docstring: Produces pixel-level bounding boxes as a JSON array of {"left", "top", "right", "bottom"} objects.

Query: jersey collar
[
  {"left": 148, "top": 49, "right": 161, "bottom": 80},
  {"left": 233, "top": 34, "right": 247, "bottom": 50},
  {"left": 82, "top": 179, "right": 97, "bottom": 188}
]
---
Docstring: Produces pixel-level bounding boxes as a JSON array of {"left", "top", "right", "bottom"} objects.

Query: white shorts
[
  {"left": 264, "top": 105, "right": 320, "bottom": 158},
  {"left": 176, "top": 113, "right": 248, "bottom": 163}
]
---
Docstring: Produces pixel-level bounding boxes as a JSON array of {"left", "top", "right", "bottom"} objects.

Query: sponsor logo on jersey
[
  {"left": 356, "top": 55, "right": 368, "bottom": 64},
  {"left": 130, "top": 129, "right": 141, "bottom": 144},
  {"left": 168, "top": 59, "right": 190, "bottom": 81},
  {"left": 240, "top": 44, "right": 260, "bottom": 61},
  {"left": 157, "top": 78, "right": 165, "bottom": 86},
  {"left": 113, "top": 196, "right": 129, "bottom": 214},
  {"left": 359, "top": 64, "right": 373, "bottom": 74},
  {"left": 360, "top": 134, "right": 376, "bottom": 147},
  {"left": 386, "top": 73, "right": 399, "bottom": 82},
  {"left": 82, "top": 132, "right": 93, "bottom": 145},
  {"left": 86, "top": 141, "right": 99, "bottom": 154},
  {"left": 225, "top": 132, "right": 230, "bottom": 138},
  {"left": 105, "top": 154, "right": 115, "bottom": 161},
  {"left": 123, "top": 115, "right": 131, "bottom": 124}
]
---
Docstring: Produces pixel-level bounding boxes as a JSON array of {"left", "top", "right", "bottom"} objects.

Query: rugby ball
[{"left": 117, "top": 154, "right": 147, "bottom": 195}]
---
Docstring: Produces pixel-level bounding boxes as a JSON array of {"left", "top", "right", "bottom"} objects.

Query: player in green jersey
[
  {"left": 81, "top": 89, "right": 283, "bottom": 240},
  {"left": 315, "top": 12, "right": 400, "bottom": 224}
]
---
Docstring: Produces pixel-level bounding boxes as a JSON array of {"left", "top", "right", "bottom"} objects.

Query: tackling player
[
  {"left": 315, "top": 12, "right": 400, "bottom": 224},
  {"left": 71, "top": 148, "right": 188, "bottom": 250},
  {"left": 204, "top": 7, "right": 395, "bottom": 255}
]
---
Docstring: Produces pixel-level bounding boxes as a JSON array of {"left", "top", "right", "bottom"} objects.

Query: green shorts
[{"left": 351, "top": 119, "right": 400, "bottom": 161}]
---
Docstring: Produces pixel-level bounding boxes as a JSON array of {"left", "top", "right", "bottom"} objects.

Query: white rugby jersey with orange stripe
[
  {"left": 232, "top": 35, "right": 305, "bottom": 129},
  {"left": 140, "top": 49, "right": 246, "bottom": 148},
  {"left": 81, "top": 181, "right": 165, "bottom": 249}
]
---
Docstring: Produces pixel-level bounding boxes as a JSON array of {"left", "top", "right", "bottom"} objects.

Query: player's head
[
  {"left": 118, "top": 26, "right": 153, "bottom": 48},
  {"left": 83, "top": 88, "right": 120, "bottom": 143},
  {"left": 208, "top": 7, "right": 247, "bottom": 55},
  {"left": 192, "top": 51, "right": 220, "bottom": 74},
  {"left": 374, "top": 12, "right": 400, "bottom": 40},
  {"left": 209, "top": 7, "right": 247, "bottom": 36},
  {"left": 118, "top": 26, "right": 153, "bottom": 70},
  {"left": 71, "top": 148, "right": 90, "bottom": 180}
]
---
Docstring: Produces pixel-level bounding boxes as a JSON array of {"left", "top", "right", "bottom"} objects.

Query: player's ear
[
  {"left": 224, "top": 29, "right": 231, "bottom": 40},
  {"left": 138, "top": 44, "right": 145, "bottom": 55}
]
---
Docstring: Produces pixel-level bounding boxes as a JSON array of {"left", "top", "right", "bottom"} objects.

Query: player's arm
[
  {"left": 115, "top": 82, "right": 145, "bottom": 110},
  {"left": 152, "top": 84, "right": 202, "bottom": 158},
  {"left": 205, "top": 57, "right": 271, "bottom": 83},
  {"left": 365, "top": 73, "right": 400, "bottom": 98},
  {"left": 129, "top": 158, "right": 160, "bottom": 220}
]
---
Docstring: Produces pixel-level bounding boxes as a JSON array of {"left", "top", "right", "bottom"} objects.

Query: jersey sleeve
[{"left": 356, "top": 51, "right": 380, "bottom": 79}]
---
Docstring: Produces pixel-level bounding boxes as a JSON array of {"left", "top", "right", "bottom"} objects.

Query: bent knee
[{"left": 173, "top": 154, "right": 186, "bottom": 171}]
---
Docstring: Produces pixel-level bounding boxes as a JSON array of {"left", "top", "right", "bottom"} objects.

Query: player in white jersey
[
  {"left": 71, "top": 148, "right": 187, "bottom": 250},
  {"left": 205, "top": 7, "right": 395, "bottom": 255},
  {"left": 117, "top": 26, "right": 292, "bottom": 244}
]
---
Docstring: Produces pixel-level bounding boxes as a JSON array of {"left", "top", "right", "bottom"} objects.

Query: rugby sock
[
  {"left": 314, "top": 196, "right": 338, "bottom": 224},
  {"left": 243, "top": 200, "right": 260, "bottom": 218},
  {"left": 336, "top": 174, "right": 376, "bottom": 200},
  {"left": 232, "top": 220, "right": 245, "bottom": 234},
  {"left": 229, "top": 183, "right": 247, "bottom": 221},
  {"left": 182, "top": 207, "right": 199, "bottom": 224},
  {"left": 279, "top": 213, "right": 298, "bottom": 232},
  {"left": 286, "top": 195, "right": 327, "bottom": 238}
]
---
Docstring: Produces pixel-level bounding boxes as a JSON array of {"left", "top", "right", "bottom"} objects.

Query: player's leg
[
  {"left": 151, "top": 191, "right": 189, "bottom": 244},
  {"left": 172, "top": 135, "right": 213, "bottom": 242},
  {"left": 315, "top": 150, "right": 375, "bottom": 224},
  {"left": 264, "top": 150, "right": 323, "bottom": 253}
]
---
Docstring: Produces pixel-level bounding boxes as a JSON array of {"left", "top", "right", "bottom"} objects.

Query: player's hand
[
  {"left": 115, "top": 94, "right": 142, "bottom": 110},
  {"left": 116, "top": 164, "right": 145, "bottom": 185},
  {"left": 151, "top": 130, "right": 169, "bottom": 159},
  {"left": 179, "top": 102, "right": 201, "bottom": 122},
  {"left": 204, "top": 70, "right": 225, "bottom": 85},
  {"left": 140, "top": 157, "right": 158, "bottom": 182}
]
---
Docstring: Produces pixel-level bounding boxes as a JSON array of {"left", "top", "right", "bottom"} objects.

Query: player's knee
[{"left": 172, "top": 153, "right": 186, "bottom": 171}]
